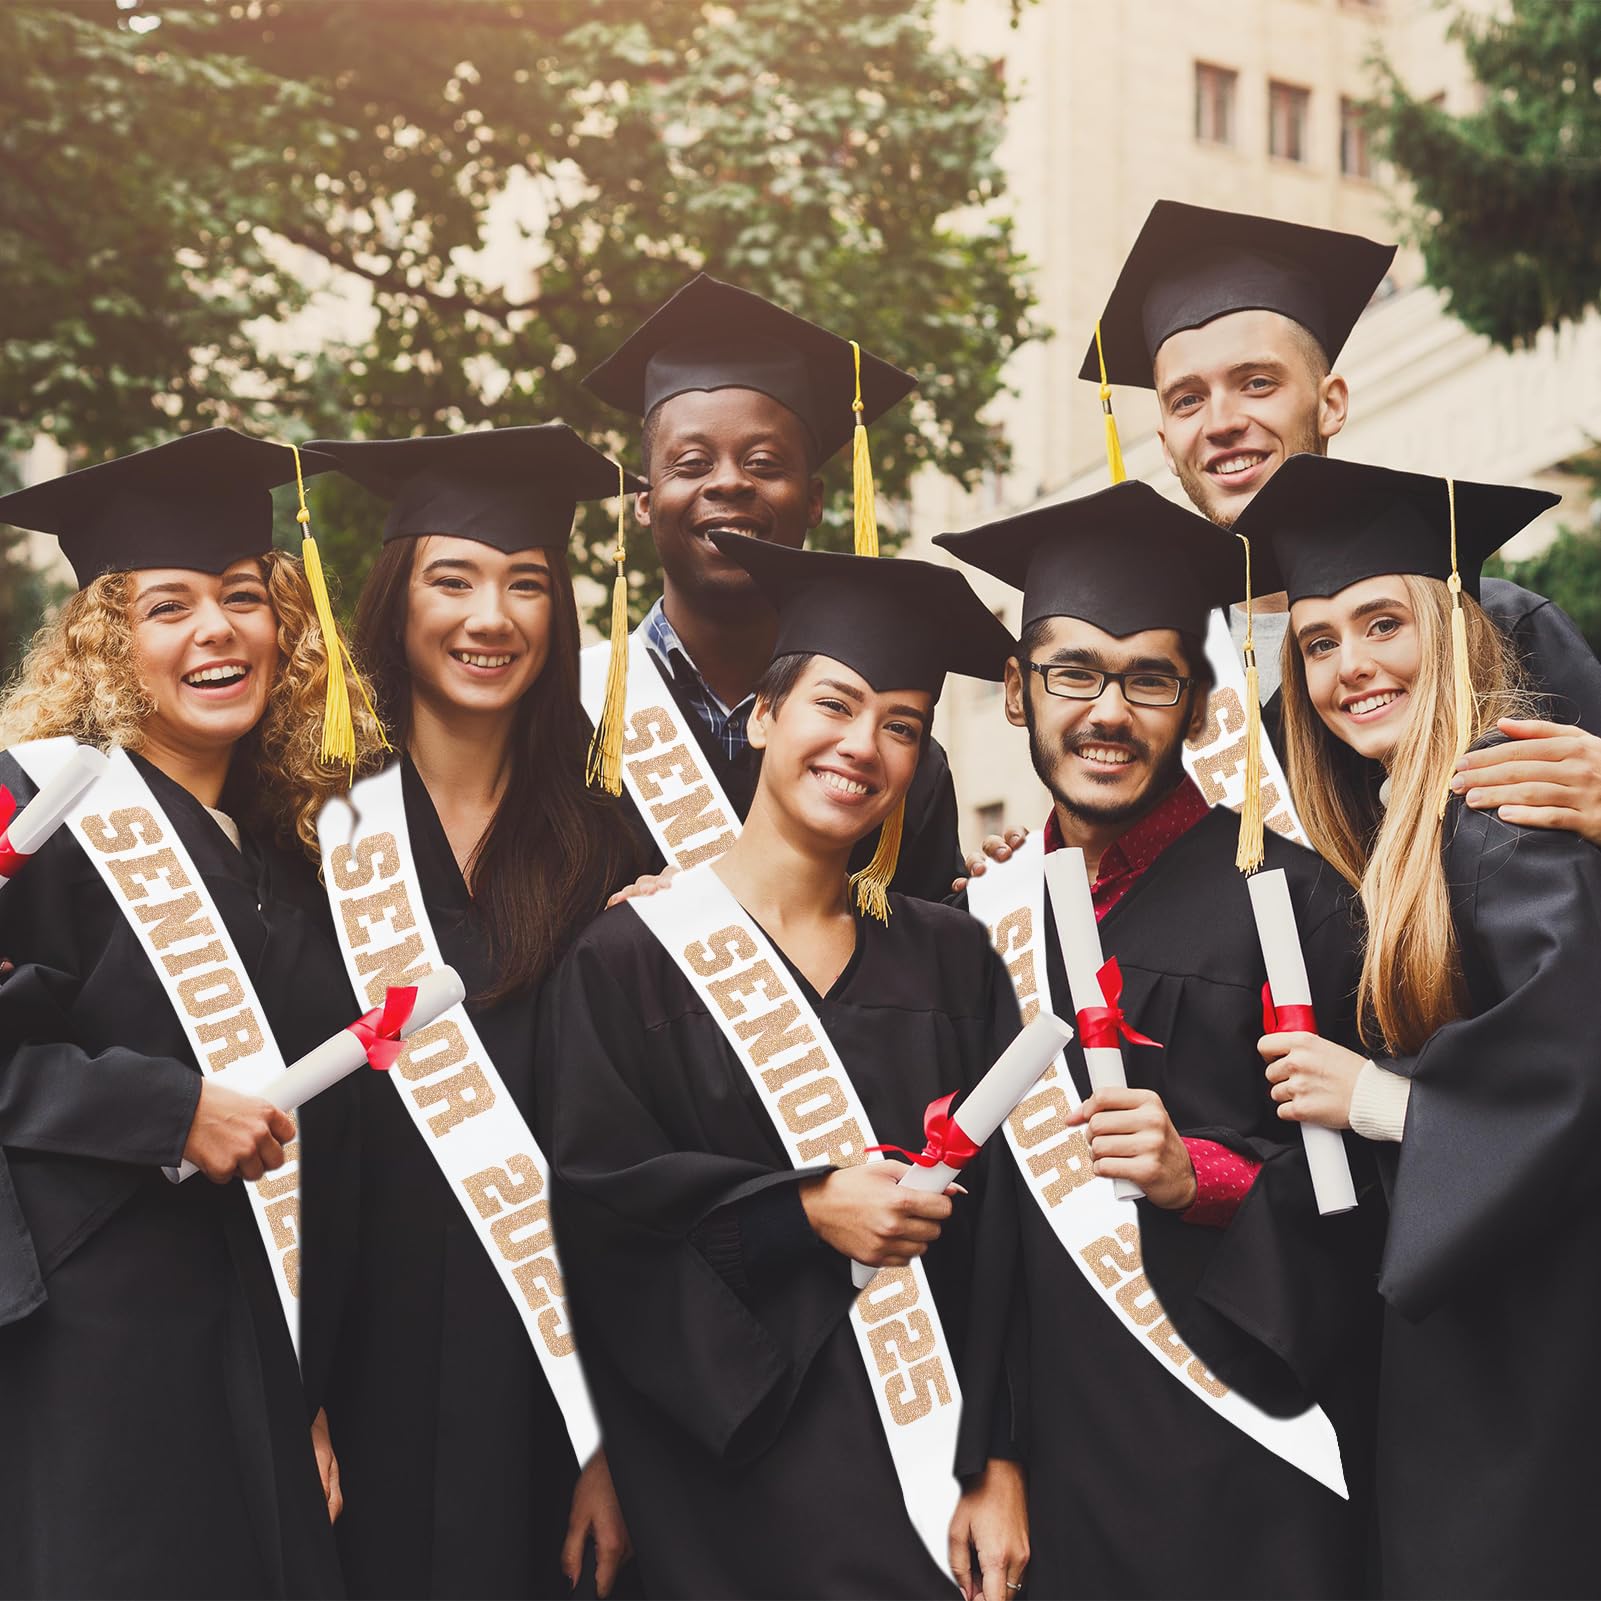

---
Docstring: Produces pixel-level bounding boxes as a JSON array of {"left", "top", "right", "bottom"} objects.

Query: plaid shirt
[{"left": 641, "top": 598, "right": 757, "bottom": 765}]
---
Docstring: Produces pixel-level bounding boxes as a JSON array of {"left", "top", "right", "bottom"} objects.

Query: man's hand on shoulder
[
  {"left": 952, "top": 826, "right": 1030, "bottom": 894},
  {"left": 605, "top": 865, "right": 680, "bottom": 909},
  {"left": 1454, "top": 719, "right": 1601, "bottom": 847}
]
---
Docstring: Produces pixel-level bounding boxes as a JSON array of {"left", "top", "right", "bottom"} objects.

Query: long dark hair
[{"left": 353, "top": 537, "right": 641, "bottom": 1006}]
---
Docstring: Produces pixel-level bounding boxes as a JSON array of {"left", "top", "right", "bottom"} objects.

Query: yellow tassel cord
[
  {"left": 289, "top": 445, "right": 386, "bottom": 776},
  {"left": 1095, "top": 321, "right": 1127, "bottom": 485},
  {"left": 1440, "top": 476, "right": 1473, "bottom": 819},
  {"left": 1232, "top": 529, "right": 1266, "bottom": 874},
  {"left": 585, "top": 462, "right": 630, "bottom": 796},
  {"left": 849, "top": 339, "right": 879, "bottom": 557},
  {"left": 849, "top": 797, "right": 905, "bottom": 924}
]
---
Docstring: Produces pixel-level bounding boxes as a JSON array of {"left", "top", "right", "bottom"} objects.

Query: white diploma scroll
[
  {"left": 0, "top": 743, "right": 109, "bottom": 885},
  {"left": 850, "top": 1011, "right": 1075, "bottom": 1289},
  {"left": 1246, "top": 870, "right": 1358, "bottom": 1216},
  {"left": 1044, "top": 848, "right": 1141, "bottom": 1201},
  {"left": 166, "top": 966, "right": 467, "bottom": 1183}
]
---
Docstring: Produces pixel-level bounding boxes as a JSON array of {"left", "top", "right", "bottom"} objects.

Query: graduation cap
[
  {"left": 1240, "top": 452, "right": 1558, "bottom": 813},
  {"left": 934, "top": 481, "right": 1241, "bottom": 642},
  {"left": 1233, "top": 454, "right": 1557, "bottom": 606},
  {"left": 710, "top": 531, "right": 1012, "bottom": 920},
  {"left": 0, "top": 427, "right": 333, "bottom": 588},
  {"left": 306, "top": 425, "right": 639, "bottom": 554},
  {"left": 1080, "top": 201, "right": 1397, "bottom": 391}
]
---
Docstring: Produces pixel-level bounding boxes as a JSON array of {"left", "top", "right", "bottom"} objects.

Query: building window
[
  {"left": 1340, "top": 96, "right": 1373, "bottom": 178},
  {"left": 1195, "top": 63, "right": 1237, "bottom": 146},
  {"left": 1269, "top": 81, "right": 1311, "bottom": 163}
]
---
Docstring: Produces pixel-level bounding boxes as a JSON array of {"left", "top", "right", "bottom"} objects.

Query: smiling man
[
  {"left": 1082, "top": 200, "right": 1601, "bottom": 845},
  {"left": 582, "top": 274, "right": 969, "bottom": 899},
  {"left": 938, "top": 481, "right": 1374, "bottom": 1600}
]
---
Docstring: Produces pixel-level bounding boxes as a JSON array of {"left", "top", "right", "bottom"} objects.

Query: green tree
[
  {"left": 1, "top": 0, "right": 1037, "bottom": 613},
  {"left": 1371, "top": 0, "right": 1601, "bottom": 348}
]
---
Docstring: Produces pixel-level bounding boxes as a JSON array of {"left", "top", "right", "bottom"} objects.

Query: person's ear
[
  {"left": 1318, "top": 373, "right": 1349, "bottom": 443},
  {"left": 1004, "top": 656, "right": 1028, "bottom": 729},
  {"left": 1184, "top": 683, "right": 1211, "bottom": 742},
  {"left": 634, "top": 489, "right": 652, "bottom": 528},
  {"left": 748, "top": 695, "right": 772, "bottom": 750},
  {"left": 806, "top": 474, "right": 825, "bottom": 531},
  {"left": 1156, "top": 420, "right": 1179, "bottom": 479}
]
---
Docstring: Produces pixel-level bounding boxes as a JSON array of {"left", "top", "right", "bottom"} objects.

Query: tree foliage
[
  {"left": 1371, "top": 0, "right": 1601, "bottom": 348},
  {"left": 1, "top": 0, "right": 1037, "bottom": 609}
]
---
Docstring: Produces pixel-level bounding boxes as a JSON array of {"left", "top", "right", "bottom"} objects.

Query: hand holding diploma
[
  {"left": 1248, "top": 870, "right": 1358, "bottom": 1216},
  {"left": 1045, "top": 848, "right": 1153, "bottom": 1201},
  {"left": 847, "top": 1012, "right": 1074, "bottom": 1288},
  {"left": 0, "top": 743, "right": 108, "bottom": 888},
  {"left": 167, "top": 967, "right": 466, "bottom": 1183}
]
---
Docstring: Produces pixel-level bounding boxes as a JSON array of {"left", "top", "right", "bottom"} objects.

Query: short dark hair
[{"left": 1016, "top": 616, "right": 1215, "bottom": 699}]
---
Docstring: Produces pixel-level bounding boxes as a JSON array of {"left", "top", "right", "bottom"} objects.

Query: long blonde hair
[
  {"left": 1279, "top": 573, "right": 1531, "bottom": 1052},
  {"left": 0, "top": 550, "right": 385, "bottom": 857}
]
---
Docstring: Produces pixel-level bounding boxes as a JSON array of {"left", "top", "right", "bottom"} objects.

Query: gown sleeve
[
  {"left": 1484, "top": 578, "right": 1601, "bottom": 735},
  {"left": 536, "top": 924, "right": 858, "bottom": 1467},
  {"left": 1377, "top": 803, "right": 1601, "bottom": 1322}
]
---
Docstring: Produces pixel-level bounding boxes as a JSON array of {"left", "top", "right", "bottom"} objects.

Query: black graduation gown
[
  {"left": 623, "top": 655, "right": 966, "bottom": 901},
  {"left": 1263, "top": 577, "right": 1601, "bottom": 744},
  {"left": 304, "top": 760, "right": 583, "bottom": 1600},
  {"left": 0, "top": 751, "right": 349, "bottom": 1601},
  {"left": 537, "top": 893, "right": 1022, "bottom": 1601},
  {"left": 998, "top": 810, "right": 1373, "bottom": 1600},
  {"left": 1366, "top": 798, "right": 1601, "bottom": 1599}
]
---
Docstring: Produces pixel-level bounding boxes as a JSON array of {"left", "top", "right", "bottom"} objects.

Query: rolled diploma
[
  {"left": 1246, "top": 870, "right": 1358, "bottom": 1216},
  {"left": 0, "top": 744, "right": 110, "bottom": 879},
  {"left": 1044, "top": 848, "right": 1140, "bottom": 1200},
  {"left": 166, "top": 966, "right": 467, "bottom": 1183},
  {"left": 850, "top": 1010, "right": 1074, "bottom": 1289}
]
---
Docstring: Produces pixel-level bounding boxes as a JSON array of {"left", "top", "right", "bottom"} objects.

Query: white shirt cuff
[{"left": 1349, "top": 1060, "right": 1410, "bottom": 1143}]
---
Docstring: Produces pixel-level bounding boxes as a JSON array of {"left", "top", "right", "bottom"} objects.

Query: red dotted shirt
[{"left": 1043, "top": 777, "right": 1262, "bottom": 1226}]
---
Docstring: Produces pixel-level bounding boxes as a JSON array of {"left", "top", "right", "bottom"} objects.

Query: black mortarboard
[
  {"left": 0, "top": 427, "right": 331, "bottom": 588},
  {"left": 1235, "top": 454, "right": 1558, "bottom": 606},
  {"left": 935, "top": 481, "right": 1242, "bottom": 641},
  {"left": 306, "top": 425, "right": 638, "bottom": 554},
  {"left": 1080, "top": 202, "right": 1397, "bottom": 389},
  {"left": 707, "top": 533, "right": 1012, "bottom": 699},
  {"left": 583, "top": 273, "right": 916, "bottom": 465}
]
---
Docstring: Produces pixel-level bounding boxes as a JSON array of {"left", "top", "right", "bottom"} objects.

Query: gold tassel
[
  {"left": 849, "top": 797, "right": 904, "bottom": 923},
  {"left": 849, "top": 339, "right": 879, "bottom": 557},
  {"left": 1095, "top": 320, "right": 1127, "bottom": 485},
  {"left": 1440, "top": 476, "right": 1473, "bottom": 819},
  {"left": 585, "top": 461, "right": 630, "bottom": 796},
  {"left": 289, "top": 444, "right": 385, "bottom": 777},
  {"left": 1232, "top": 529, "right": 1265, "bottom": 873}
]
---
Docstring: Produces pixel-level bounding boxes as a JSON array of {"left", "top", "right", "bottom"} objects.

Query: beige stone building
[{"left": 920, "top": 0, "right": 1601, "bottom": 850}]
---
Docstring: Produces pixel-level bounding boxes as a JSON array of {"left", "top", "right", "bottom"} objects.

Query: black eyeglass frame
[{"left": 1026, "top": 659, "right": 1196, "bottom": 708}]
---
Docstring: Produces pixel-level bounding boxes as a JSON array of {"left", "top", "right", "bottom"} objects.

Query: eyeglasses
[{"left": 1027, "top": 660, "right": 1194, "bottom": 708}]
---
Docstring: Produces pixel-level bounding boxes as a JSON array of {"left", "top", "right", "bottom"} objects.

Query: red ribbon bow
[
  {"left": 0, "top": 787, "right": 26, "bottom": 880},
  {"left": 1076, "top": 956, "right": 1160, "bottom": 1051},
  {"left": 1262, "top": 983, "right": 1318, "bottom": 1036},
  {"left": 867, "top": 1092, "right": 982, "bottom": 1171},
  {"left": 346, "top": 984, "right": 419, "bottom": 1071}
]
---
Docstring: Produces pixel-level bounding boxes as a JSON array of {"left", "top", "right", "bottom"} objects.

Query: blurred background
[{"left": 3, "top": 0, "right": 1598, "bottom": 843}]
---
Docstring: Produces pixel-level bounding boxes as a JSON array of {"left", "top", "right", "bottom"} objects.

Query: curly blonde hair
[{"left": 0, "top": 551, "right": 387, "bottom": 858}]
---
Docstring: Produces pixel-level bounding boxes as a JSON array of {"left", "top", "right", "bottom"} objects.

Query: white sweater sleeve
[{"left": 1350, "top": 1059, "right": 1410, "bottom": 1143}]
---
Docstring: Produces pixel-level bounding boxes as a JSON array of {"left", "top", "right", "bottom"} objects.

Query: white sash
[
  {"left": 1187, "top": 611, "right": 1309, "bottom": 847},
  {"left": 9, "top": 739, "right": 302, "bottom": 1347},
  {"left": 967, "top": 833, "right": 1346, "bottom": 1497},
  {"left": 580, "top": 632, "right": 741, "bottom": 869},
  {"left": 631, "top": 864, "right": 962, "bottom": 1570},
  {"left": 316, "top": 763, "right": 600, "bottom": 1463}
]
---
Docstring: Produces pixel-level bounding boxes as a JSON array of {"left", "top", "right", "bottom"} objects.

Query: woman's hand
[
  {"left": 562, "top": 1449, "right": 632, "bottom": 1598},
  {"left": 949, "top": 1458, "right": 1029, "bottom": 1601},
  {"left": 182, "top": 1081, "right": 295, "bottom": 1183},
  {"left": 1260, "top": 1031, "right": 1367, "bottom": 1130},
  {"left": 1065, "top": 1087, "right": 1196, "bottom": 1210},
  {"left": 798, "top": 1161, "right": 958, "bottom": 1266}
]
